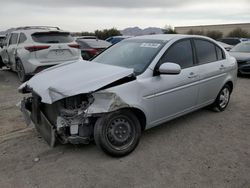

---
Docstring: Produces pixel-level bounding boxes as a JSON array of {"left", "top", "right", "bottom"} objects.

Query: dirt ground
[{"left": 0, "top": 68, "right": 249, "bottom": 188}]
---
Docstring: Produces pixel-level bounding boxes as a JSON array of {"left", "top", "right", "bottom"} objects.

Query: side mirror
[{"left": 158, "top": 62, "right": 181, "bottom": 75}]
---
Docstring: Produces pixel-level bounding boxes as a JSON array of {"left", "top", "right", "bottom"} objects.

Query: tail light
[
  {"left": 87, "top": 48, "right": 98, "bottom": 56},
  {"left": 25, "top": 45, "right": 50, "bottom": 52},
  {"left": 68, "top": 44, "right": 80, "bottom": 49}
]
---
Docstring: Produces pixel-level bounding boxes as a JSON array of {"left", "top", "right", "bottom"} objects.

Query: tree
[
  {"left": 206, "top": 30, "right": 223, "bottom": 40},
  {"left": 186, "top": 29, "right": 205, "bottom": 35},
  {"left": 163, "top": 25, "right": 177, "bottom": 34},
  {"left": 227, "top": 28, "right": 250, "bottom": 38},
  {"left": 94, "top": 28, "right": 121, "bottom": 40}
]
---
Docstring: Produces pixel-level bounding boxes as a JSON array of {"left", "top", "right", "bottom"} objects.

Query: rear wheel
[
  {"left": 212, "top": 84, "right": 231, "bottom": 112},
  {"left": 0, "top": 56, "right": 4, "bottom": 69},
  {"left": 94, "top": 110, "right": 141, "bottom": 157},
  {"left": 16, "top": 59, "right": 28, "bottom": 82}
]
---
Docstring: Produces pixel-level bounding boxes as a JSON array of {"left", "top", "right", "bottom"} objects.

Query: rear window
[
  {"left": 194, "top": 39, "right": 217, "bottom": 64},
  {"left": 79, "top": 39, "right": 111, "bottom": 49},
  {"left": 231, "top": 42, "right": 250, "bottom": 53},
  {"left": 32, "top": 32, "right": 74, "bottom": 44}
]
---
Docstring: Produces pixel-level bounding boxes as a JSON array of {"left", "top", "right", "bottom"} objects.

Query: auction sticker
[{"left": 140, "top": 43, "right": 161, "bottom": 48}]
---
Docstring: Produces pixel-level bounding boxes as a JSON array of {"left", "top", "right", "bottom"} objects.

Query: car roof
[
  {"left": 11, "top": 29, "right": 69, "bottom": 35},
  {"left": 126, "top": 34, "right": 212, "bottom": 42},
  {"left": 112, "top": 36, "right": 131, "bottom": 38}
]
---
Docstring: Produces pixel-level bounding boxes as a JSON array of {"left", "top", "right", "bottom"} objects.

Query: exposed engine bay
[
  {"left": 21, "top": 91, "right": 130, "bottom": 147},
  {"left": 22, "top": 93, "right": 96, "bottom": 146}
]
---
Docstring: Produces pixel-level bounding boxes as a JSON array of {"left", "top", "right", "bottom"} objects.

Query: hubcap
[
  {"left": 105, "top": 117, "right": 135, "bottom": 150},
  {"left": 219, "top": 88, "right": 230, "bottom": 108}
]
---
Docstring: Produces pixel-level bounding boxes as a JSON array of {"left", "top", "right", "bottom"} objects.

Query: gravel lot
[{"left": 0, "top": 69, "right": 249, "bottom": 188}]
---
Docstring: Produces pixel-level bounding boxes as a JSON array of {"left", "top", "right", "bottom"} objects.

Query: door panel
[
  {"left": 149, "top": 67, "right": 199, "bottom": 125},
  {"left": 1, "top": 35, "right": 11, "bottom": 64},
  {"left": 7, "top": 33, "right": 19, "bottom": 67},
  {"left": 148, "top": 39, "right": 199, "bottom": 125},
  {"left": 197, "top": 60, "right": 226, "bottom": 105},
  {"left": 194, "top": 39, "right": 227, "bottom": 105}
]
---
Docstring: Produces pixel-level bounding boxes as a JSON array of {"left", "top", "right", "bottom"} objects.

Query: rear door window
[
  {"left": 18, "top": 33, "right": 27, "bottom": 44},
  {"left": 9, "top": 33, "right": 19, "bottom": 45},
  {"left": 194, "top": 39, "right": 217, "bottom": 64},
  {"left": 32, "top": 32, "right": 74, "bottom": 43},
  {"left": 160, "top": 39, "right": 194, "bottom": 69},
  {"left": 216, "top": 46, "right": 224, "bottom": 60}
]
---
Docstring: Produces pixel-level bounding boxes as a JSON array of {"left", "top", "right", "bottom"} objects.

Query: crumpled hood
[
  {"left": 20, "top": 60, "right": 134, "bottom": 104},
  {"left": 229, "top": 52, "right": 250, "bottom": 61}
]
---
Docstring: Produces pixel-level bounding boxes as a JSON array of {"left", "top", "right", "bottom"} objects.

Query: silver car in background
[
  {"left": 19, "top": 34, "right": 237, "bottom": 157},
  {"left": 229, "top": 41, "right": 250, "bottom": 75},
  {"left": 0, "top": 26, "right": 81, "bottom": 82}
]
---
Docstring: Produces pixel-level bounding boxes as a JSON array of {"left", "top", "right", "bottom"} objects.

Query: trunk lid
[{"left": 31, "top": 31, "right": 80, "bottom": 63}]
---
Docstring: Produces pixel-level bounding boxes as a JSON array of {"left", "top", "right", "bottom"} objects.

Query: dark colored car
[
  {"left": 106, "top": 36, "right": 131, "bottom": 44},
  {"left": 229, "top": 41, "right": 250, "bottom": 75},
  {"left": 76, "top": 39, "right": 111, "bottom": 60},
  {"left": 218, "top": 37, "right": 249, "bottom": 46}
]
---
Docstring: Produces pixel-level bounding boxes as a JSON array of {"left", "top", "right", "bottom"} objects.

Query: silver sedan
[{"left": 19, "top": 34, "right": 237, "bottom": 157}]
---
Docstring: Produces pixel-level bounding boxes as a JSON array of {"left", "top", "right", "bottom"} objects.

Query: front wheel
[
  {"left": 16, "top": 59, "right": 28, "bottom": 82},
  {"left": 94, "top": 110, "right": 141, "bottom": 157},
  {"left": 212, "top": 84, "right": 231, "bottom": 112}
]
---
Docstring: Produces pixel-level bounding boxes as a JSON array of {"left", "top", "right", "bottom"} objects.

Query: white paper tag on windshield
[{"left": 140, "top": 43, "right": 161, "bottom": 48}]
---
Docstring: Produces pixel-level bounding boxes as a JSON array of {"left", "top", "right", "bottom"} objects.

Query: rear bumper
[
  {"left": 238, "top": 64, "right": 250, "bottom": 75},
  {"left": 22, "top": 58, "right": 81, "bottom": 74}
]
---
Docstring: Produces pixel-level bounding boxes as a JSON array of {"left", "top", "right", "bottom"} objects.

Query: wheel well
[
  {"left": 225, "top": 81, "right": 233, "bottom": 93},
  {"left": 125, "top": 108, "right": 147, "bottom": 131}
]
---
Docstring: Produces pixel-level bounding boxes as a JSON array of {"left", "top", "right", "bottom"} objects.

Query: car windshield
[
  {"left": 92, "top": 39, "right": 166, "bottom": 75},
  {"left": 231, "top": 42, "right": 250, "bottom": 53},
  {"left": 219, "top": 39, "right": 240, "bottom": 46}
]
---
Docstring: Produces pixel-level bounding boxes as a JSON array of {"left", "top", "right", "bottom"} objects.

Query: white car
[{"left": 0, "top": 26, "right": 81, "bottom": 82}]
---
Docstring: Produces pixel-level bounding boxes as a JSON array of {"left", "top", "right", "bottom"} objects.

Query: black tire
[
  {"left": 16, "top": 59, "right": 28, "bottom": 82},
  {"left": 94, "top": 110, "right": 141, "bottom": 157},
  {"left": 0, "top": 56, "right": 4, "bottom": 69},
  {"left": 212, "top": 84, "right": 231, "bottom": 112}
]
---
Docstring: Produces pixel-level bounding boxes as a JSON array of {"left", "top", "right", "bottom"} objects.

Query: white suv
[{"left": 0, "top": 26, "right": 81, "bottom": 82}]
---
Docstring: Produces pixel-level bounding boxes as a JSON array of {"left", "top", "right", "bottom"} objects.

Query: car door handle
[
  {"left": 188, "top": 72, "right": 198, "bottom": 78},
  {"left": 219, "top": 65, "right": 226, "bottom": 71}
]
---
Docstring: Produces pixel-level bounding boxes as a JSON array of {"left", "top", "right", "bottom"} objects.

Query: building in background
[{"left": 175, "top": 23, "right": 250, "bottom": 36}]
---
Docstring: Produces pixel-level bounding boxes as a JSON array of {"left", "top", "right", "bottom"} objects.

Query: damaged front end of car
[
  {"left": 19, "top": 88, "right": 130, "bottom": 147},
  {"left": 18, "top": 60, "right": 136, "bottom": 147}
]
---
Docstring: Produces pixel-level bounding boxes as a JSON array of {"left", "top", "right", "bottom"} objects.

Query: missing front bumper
[{"left": 20, "top": 97, "right": 56, "bottom": 147}]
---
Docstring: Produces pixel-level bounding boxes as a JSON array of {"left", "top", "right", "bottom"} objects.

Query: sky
[{"left": 0, "top": 0, "right": 250, "bottom": 32}]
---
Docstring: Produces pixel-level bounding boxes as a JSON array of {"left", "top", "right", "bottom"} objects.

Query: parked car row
[
  {"left": 218, "top": 37, "right": 250, "bottom": 46},
  {"left": 19, "top": 34, "right": 237, "bottom": 157},
  {"left": 0, "top": 26, "right": 82, "bottom": 82},
  {"left": 229, "top": 41, "right": 250, "bottom": 75}
]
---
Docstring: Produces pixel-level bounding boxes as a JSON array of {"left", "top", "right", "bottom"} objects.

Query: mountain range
[
  {"left": 120, "top": 27, "right": 163, "bottom": 36},
  {"left": 0, "top": 27, "right": 164, "bottom": 36}
]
